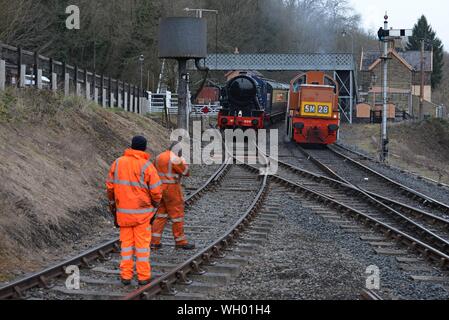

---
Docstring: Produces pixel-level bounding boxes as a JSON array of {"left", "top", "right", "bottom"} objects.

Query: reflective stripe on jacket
[
  {"left": 106, "top": 149, "right": 163, "bottom": 227},
  {"left": 154, "top": 150, "right": 190, "bottom": 185}
]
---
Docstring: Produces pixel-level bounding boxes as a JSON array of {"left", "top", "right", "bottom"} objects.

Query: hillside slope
[
  {"left": 0, "top": 89, "right": 170, "bottom": 280},
  {"left": 339, "top": 120, "right": 449, "bottom": 184}
]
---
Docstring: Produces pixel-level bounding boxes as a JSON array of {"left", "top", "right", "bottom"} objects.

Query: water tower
[{"left": 159, "top": 17, "right": 208, "bottom": 130}]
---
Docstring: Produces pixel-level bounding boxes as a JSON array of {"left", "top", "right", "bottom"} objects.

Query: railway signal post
[{"left": 377, "top": 14, "right": 412, "bottom": 162}]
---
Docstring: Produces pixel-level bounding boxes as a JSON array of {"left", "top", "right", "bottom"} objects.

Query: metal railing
[
  {"left": 0, "top": 42, "right": 146, "bottom": 114},
  {"left": 147, "top": 92, "right": 221, "bottom": 116},
  {"left": 147, "top": 91, "right": 179, "bottom": 114}
]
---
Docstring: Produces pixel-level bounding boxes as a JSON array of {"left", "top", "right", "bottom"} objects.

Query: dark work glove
[
  {"left": 108, "top": 202, "right": 116, "bottom": 214},
  {"left": 108, "top": 201, "right": 119, "bottom": 228}
]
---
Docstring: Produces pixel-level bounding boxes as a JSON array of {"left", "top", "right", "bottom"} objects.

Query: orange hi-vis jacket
[
  {"left": 154, "top": 150, "right": 189, "bottom": 217},
  {"left": 106, "top": 149, "right": 163, "bottom": 227},
  {"left": 151, "top": 150, "right": 190, "bottom": 246},
  {"left": 155, "top": 150, "right": 190, "bottom": 185}
]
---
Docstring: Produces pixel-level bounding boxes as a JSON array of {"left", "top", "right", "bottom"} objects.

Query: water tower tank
[{"left": 158, "top": 17, "right": 207, "bottom": 59}]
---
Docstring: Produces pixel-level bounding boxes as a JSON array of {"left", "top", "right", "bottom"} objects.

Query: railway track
[
  {"left": 0, "top": 155, "right": 272, "bottom": 300},
  {"left": 335, "top": 143, "right": 449, "bottom": 190},
  {"left": 267, "top": 142, "right": 449, "bottom": 294},
  {"left": 271, "top": 149, "right": 449, "bottom": 260},
  {"left": 294, "top": 147, "right": 449, "bottom": 240},
  {"left": 300, "top": 145, "right": 449, "bottom": 220},
  {"left": 5, "top": 131, "right": 448, "bottom": 300}
]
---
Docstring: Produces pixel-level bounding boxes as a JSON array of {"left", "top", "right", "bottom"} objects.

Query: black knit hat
[{"left": 131, "top": 136, "right": 147, "bottom": 152}]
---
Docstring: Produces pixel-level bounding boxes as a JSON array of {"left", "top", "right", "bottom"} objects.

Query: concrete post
[
  {"left": 124, "top": 91, "right": 128, "bottom": 111},
  {"left": 36, "top": 69, "right": 43, "bottom": 89},
  {"left": 128, "top": 83, "right": 132, "bottom": 111},
  {"left": 130, "top": 93, "right": 134, "bottom": 112},
  {"left": 51, "top": 73, "right": 57, "bottom": 92},
  {"left": 64, "top": 73, "right": 70, "bottom": 96},
  {"left": 85, "top": 82, "right": 90, "bottom": 100},
  {"left": 76, "top": 82, "right": 81, "bottom": 96},
  {"left": 94, "top": 88, "right": 98, "bottom": 104},
  {"left": 110, "top": 91, "right": 115, "bottom": 108},
  {"left": 142, "top": 97, "right": 148, "bottom": 114},
  {"left": 19, "top": 64, "right": 26, "bottom": 88},
  {"left": 0, "top": 60, "right": 5, "bottom": 91},
  {"left": 116, "top": 81, "right": 120, "bottom": 108},
  {"left": 102, "top": 88, "right": 107, "bottom": 108}
]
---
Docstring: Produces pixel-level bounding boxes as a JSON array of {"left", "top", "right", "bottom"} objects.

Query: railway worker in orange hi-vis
[
  {"left": 151, "top": 143, "right": 195, "bottom": 251},
  {"left": 106, "top": 136, "right": 163, "bottom": 286}
]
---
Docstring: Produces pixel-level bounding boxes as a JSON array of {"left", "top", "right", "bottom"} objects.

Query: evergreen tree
[{"left": 407, "top": 15, "right": 445, "bottom": 89}]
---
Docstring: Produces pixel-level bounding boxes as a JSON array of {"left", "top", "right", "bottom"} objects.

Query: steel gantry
[{"left": 191, "top": 53, "right": 358, "bottom": 123}]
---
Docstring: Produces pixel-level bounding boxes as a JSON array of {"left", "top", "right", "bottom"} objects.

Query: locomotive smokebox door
[{"left": 158, "top": 17, "right": 207, "bottom": 59}]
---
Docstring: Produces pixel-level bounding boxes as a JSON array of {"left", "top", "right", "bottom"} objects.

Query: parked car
[{"left": 25, "top": 74, "right": 51, "bottom": 88}]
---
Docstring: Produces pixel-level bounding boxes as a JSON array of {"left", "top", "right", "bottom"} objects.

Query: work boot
[
  {"left": 121, "top": 279, "right": 132, "bottom": 286},
  {"left": 175, "top": 243, "right": 196, "bottom": 250},
  {"left": 151, "top": 244, "right": 162, "bottom": 250},
  {"left": 138, "top": 279, "right": 151, "bottom": 286}
]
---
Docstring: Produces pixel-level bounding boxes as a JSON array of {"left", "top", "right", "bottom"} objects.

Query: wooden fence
[{"left": 0, "top": 42, "right": 146, "bottom": 114}]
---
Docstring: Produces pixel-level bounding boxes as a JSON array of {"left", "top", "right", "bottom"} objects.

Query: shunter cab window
[
  {"left": 324, "top": 77, "right": 337, "bottom": 94},
  {"left": 292, "top": 76, "right": 306, "bottom": 93}
]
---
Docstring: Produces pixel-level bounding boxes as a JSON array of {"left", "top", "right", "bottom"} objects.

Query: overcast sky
[{"left": 349, "top": 0, "right": 449, "bottom": 49}]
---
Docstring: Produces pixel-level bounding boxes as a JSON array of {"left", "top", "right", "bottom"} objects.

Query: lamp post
[
  {"left": 381, "top": 15, "right": 389, "bottom": 162},
  {"left": 139, "top": 54, "right": 144, "bottom": 89}
]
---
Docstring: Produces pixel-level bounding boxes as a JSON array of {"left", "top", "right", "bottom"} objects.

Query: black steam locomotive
[{"left": 218, "top": 71, "right": 289, "bottom": 129}]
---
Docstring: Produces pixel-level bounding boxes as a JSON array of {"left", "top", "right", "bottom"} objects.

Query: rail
[
  {"left": 124, "top": 166, "right": 268, "bottom": 300},
  {"left": 334, "top": 143, "right": 449, "bottom": 190},
  {"left": 0, "top": 159, "right": 231, "bottom": 300},
  {"left": 361, "top": 289, "right": 383, "bottom": 300},
  {"left": 123, "top": 141, "right": 270, "bottom": 300},
  {"left": 256, "top": 145, "right": 449, "bottom": 269},
  {"left": 328, "top": 145, "right": 449, "bottom": 214}
]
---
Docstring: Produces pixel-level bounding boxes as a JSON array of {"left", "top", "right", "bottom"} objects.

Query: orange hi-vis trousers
[
  {"left": 151, "top": 184, "right": 187, "bottom": 246},
  {"left": 120, "top": 221, "right": 152, "bottom": 281}
]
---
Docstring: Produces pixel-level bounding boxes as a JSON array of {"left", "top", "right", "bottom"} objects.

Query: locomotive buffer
[{"left": 377, "top": 14, "right": 412, "bottom": 162}]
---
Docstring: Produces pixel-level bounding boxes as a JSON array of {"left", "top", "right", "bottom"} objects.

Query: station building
[{"left": 357, "top": 48, "right": 440, "bottom": 122}]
